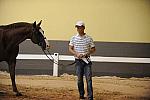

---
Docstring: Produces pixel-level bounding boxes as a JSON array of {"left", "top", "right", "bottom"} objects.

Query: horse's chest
[
  {"left": 0, "top": 41, "right": 9, "bottom": 61},
  {"left": 0, "top": 47, "right": 7, "bottom": 61}
]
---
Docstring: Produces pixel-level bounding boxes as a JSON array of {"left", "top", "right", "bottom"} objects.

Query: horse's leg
[{"left": 8, "top": 60, "right": 22, "bottom": 96}]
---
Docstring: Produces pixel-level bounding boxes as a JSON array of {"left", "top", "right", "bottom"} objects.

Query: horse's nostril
[{"left": 46, "top": 45, "right": 50, "bottom": 49}]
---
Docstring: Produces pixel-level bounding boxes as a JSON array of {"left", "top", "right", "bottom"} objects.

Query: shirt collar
[{"left": 76, "top": 33, "right": 87, "bottom": 38}]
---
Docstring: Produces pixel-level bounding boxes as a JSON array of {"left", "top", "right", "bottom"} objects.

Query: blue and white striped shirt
[{"left": 69, "top": 33, "right": 95, "bottom": 55}]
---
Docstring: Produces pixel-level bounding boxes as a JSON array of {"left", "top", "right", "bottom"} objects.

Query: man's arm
[{"left": 69, "top": 45, "right": 76, "bottom": 56}]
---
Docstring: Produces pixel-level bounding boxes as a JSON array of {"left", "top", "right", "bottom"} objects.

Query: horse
[{"left": 0, "top": 21, "right": 50, "bottom": 96}]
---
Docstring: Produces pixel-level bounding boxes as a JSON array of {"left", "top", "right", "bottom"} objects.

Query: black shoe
[{"left": 80, "top": 96, "right": 85, "bottom": 99}]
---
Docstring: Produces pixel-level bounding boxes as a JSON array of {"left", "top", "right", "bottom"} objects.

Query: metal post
[{"left": 53, "top": 53, "right": 59, "bottom": 76}]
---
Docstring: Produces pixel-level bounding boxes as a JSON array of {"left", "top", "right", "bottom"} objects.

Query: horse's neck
[
  {"left": 6, "top": 27, "right": 32, "bottom": 51},
  {"left": 15, "top": 27, "right": 31, "bottom": 41}
]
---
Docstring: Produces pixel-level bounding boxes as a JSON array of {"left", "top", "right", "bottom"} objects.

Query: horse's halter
[
  {"left": 31, "top": 27, "right": 49, "bottom": 50},
  {"left": 39, "top": 28, "right": 50, "bottom": 49}
]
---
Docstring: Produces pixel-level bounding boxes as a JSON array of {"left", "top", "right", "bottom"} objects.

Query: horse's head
[{"left": 31, "top": 20, "right": 50, "bottom": 50}]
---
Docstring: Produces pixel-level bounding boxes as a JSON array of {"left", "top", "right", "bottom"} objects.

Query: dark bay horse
[{"left": 0, "top": 21, "right": 50, "bottom": 96}]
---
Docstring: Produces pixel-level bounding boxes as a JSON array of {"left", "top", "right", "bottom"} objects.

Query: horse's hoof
[{"left": 16, "top": 92, "right": 22, "bottom": 96}]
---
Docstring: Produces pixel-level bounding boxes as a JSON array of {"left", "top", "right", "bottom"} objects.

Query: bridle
[
  {"left": 31, "top": 28, "right": 47, "bottom": 49},
  {"left": 32, "top": 28, "right": 76, "bottom": 67}
]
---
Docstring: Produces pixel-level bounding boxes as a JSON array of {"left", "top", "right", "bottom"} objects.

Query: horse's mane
[{"left": 0, "top": 22, "right": 32, "bottom": 29}]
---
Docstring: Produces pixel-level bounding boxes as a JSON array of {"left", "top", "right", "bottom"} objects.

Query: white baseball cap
[{"left": 75, "top": 21, "right": 85, "bottom": 27}]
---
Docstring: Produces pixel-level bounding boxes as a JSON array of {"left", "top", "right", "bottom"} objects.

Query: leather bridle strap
[{"left": 41, "top": 48, "right": 76, "bottom": 67}]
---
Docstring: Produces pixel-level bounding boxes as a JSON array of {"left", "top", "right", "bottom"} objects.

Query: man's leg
[
  {"left": 84, "top": 62, "right": 93, "bottom": 100},
  {"left": 76, "top": 60, "right": 85, "bottom": 98}
]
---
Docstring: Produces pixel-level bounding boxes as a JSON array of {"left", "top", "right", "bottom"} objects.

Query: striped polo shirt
[{"left": 69, "top": 33, "right": 95, "bottom": 55}]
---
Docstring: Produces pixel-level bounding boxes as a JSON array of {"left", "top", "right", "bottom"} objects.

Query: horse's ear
[
  {"left": 37, "top": 20, "right": 42, "bottom": 27},
  {"left": 33, "top": 21, "right": 36, "bottom": 28}
]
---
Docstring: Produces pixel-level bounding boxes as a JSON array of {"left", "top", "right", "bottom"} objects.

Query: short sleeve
[
  {"left": 89, "top": 37, "right": 95, "bottom": 48},
  {"left": 69, "top": 36, "right": 74, "bottom": 46}
]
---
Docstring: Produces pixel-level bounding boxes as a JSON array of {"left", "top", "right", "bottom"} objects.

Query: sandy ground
[{"left": 0, "top": 71, "right": 150, "bottom": 100}]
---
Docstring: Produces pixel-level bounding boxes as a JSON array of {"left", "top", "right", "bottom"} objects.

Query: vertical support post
[{"left": 53, "top": 53, "right": 59, "bottom": 76}]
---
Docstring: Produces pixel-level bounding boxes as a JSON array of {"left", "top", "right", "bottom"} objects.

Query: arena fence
[{"left": 17, "top": 53, "right": 150, "bottom": 76}]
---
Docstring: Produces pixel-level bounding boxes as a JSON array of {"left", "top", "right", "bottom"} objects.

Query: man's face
[{"left": 76, "top": 26, "right": 85, "bottom": 34}]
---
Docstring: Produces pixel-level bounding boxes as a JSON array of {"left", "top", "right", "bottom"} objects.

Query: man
[{"left": 69, "top": 21, "right": 96, "bottom": 100}]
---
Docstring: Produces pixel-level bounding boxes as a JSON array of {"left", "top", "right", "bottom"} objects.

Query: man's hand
[
  {"left": 84, "top": 52, "right": 90, "bottom": 58},
  {"left": 75, "top": 53, "right": 84, "bottom": 59}
]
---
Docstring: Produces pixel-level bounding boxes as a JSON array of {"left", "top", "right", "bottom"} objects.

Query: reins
[{"left": 41, "top": 48, "right": 76, "bottom": 67}]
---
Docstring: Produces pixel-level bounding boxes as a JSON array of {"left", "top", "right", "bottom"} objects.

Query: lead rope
[
  {"left": 42, "top": 49, "right": 60, "bottom": 65},
  {"left": 42, "top": 48, "right": 76, "bottom": 67}
]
